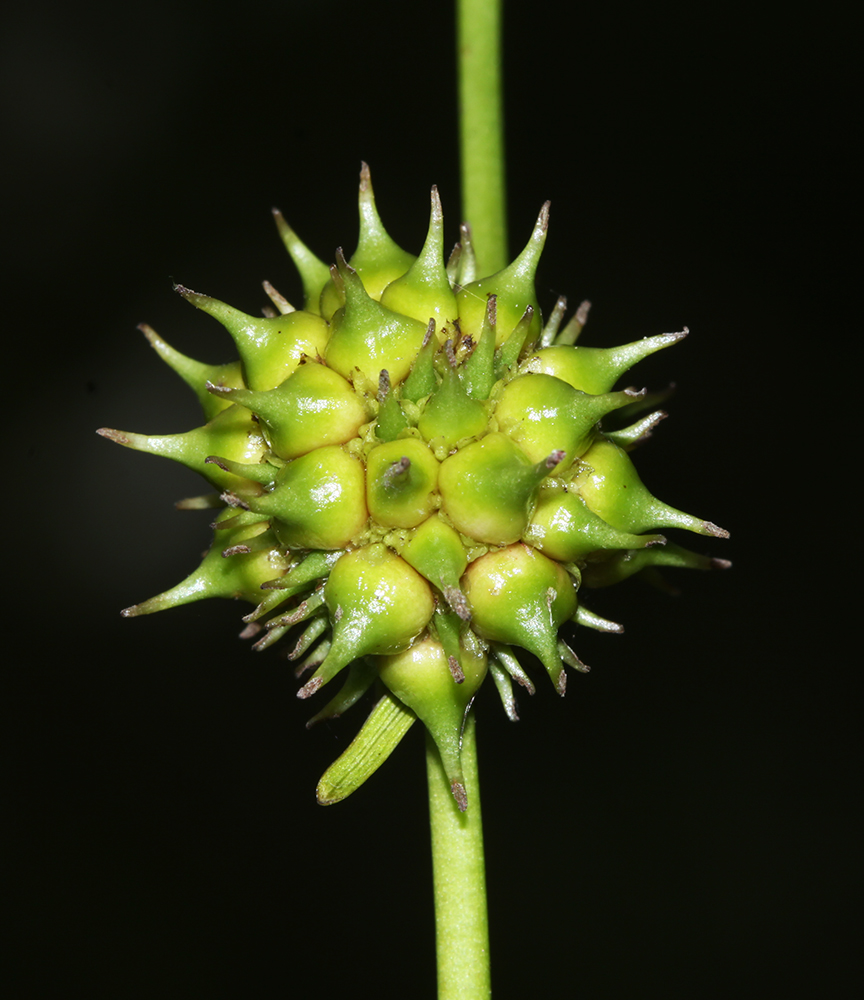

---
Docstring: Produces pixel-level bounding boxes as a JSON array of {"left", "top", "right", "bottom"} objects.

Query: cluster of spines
[{"left": 99, "top": 164, "right": 729, "bottom": 808}]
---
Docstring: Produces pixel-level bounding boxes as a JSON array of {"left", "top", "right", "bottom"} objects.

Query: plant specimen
[{"left": 98, "top": 1, "right": 728, "bottom": 996}]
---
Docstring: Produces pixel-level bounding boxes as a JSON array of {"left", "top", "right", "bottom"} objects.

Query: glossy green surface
[
  {"left": 221, "top": 362, "right": 368, "bottom": 460},
  {"left": 523, "top": 489, "right": 665, "bottom": 562},
  {"left": 257, "top": 446, "right": 368, "bottom": 550},
  {"left": 105, "top": 168, "right": 727, "bottom": 798},
  {"left": 464, "top": 543, "right": 577, "bottom": 687},
  {"left": 367, "top": 438, "right": 440, "bottom": 529},
  {"left": 439, "top": 433, "right": 548, "bottom": 544}
]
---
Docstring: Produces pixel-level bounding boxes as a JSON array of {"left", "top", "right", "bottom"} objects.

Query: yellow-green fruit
[
  {"left": 323, "top": 545, "right": 434, "bottom": 655},
  {"left": 251, "top": 446, "right": 368, "bottom": 550},
  {"left": 211, "top": 362, "right": 368, "bottom": 460},
  {"left": 494, "top": 372, "right": 638, "bottom": 471},
  {"left": 102, "top": 165, "right": 728, "bottom": 806},
  {"left": 438, "top": 433, "right": 551, "bottom": 545},
  {"left": 464, "top": 544, "right": 577, "bottom": 691},
  {"left": 377, "top": 635, "right": 486, "bottom": 806},
  {"left": 522, "top": 489, "right": 665, "bottom": 562},
  {"left": 297, "top": 544, "right": 436, "bottom": 699},
  {"left": 576, "top": 437, "right": 726, "bottom": 538},
  {"left": 399, "top": 515, "right": 469, "bottom": 610},
  {"left": 366, "top": 438, "right": 440, "bottom": 528}
]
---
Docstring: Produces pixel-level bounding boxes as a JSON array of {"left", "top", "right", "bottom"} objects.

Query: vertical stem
[
  {"left": 457, "top": 0, "right": 507, "bottom": 275},
  {"left": 425, "top": 3, "right": 502, "bottom": 995},
  {"left": 426, "top": 711, "right": 490, "bottom": 1000}
]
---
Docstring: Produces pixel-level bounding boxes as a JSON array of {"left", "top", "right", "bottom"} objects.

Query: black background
[{"left": 5, "top": 1, "right": 858, "bottom": 997}]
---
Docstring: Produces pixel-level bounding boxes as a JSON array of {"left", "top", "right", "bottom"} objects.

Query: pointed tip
[
  {"left": 206, "top": 381, "right": 235, "bottom": 400},
  {"left": 556, "top": 669, "right": 567, "bottom": 696},
  {"left": 444, "top": 337, "right": 458, "bottom": 368},
  {"left": 359, "top": 161, "right": 371, "bottom": 190},
  {"left": 508, "top": 201, "right": 550, "bottom": 274},
  {"left": 574, "top": 606, "right": 625, "bottom": 633},
  {"left": 535, "top": 201, "right": 551, "bottom": 235},
  {"left": 486, "top": 294, "right": 497, "bottom": 327},
  {"left": 575, "top": 300, "right": 591, "bottom": 326},
  {"left": 297, "top": 675, "right": 324, "bottom": 700},
  {"left": 271, "top": 206, "right": 290, "bottom": 235},
  {"left": 443, "top": 585, "right": 471, "bottom": 621},
  {"left": 448, "top": 655, "right": 465, "bottom": 684},
  {"left": 558, "top": 638, "right": 592, "bottom": 673},
  {"left": 703, "top": 521, "right": 730, "bottom": 539},
  {"left": 220, "top": 490, "right": 250, "bottom": 511},
  {"left": 451, "top": 780, "right": 468, "bottom": 812},
  {"left": 334, "top": 246, "right": 357, "bottom": 278},
  {"left": 176, "top": 493, "right": 222, "bottom": 510},
  {"left": 495, "top": 202, "right": 548, "bottom": 274},
  {"left": 221, "top": 544, "right": 251, "bottom": 557},
  {"left": 539, "top": 295, "right": 568, "bottom": 346},
  {"left": 173, "top": 283, "right": 211, "bottom": 309},
  {"left": 96, "top": 427, "right": 129, "bottom": 445},
  {"left": 378, "top": 368, "right": 391, "bottom": 402},
  {"left": 262, "top": 279, "right": 294, "bottom": 314},
  {"left": 137, "top": 322, "right": 159, "bottom": 344}
]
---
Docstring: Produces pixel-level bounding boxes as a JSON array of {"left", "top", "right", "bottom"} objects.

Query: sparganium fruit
[{"left": 99, "top": 164, "right": 729, "bottom": 809}]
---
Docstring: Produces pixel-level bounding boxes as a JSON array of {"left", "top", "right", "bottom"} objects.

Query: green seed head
[{"left": 101, "top": 165, "right": 728, "bottom": 809}]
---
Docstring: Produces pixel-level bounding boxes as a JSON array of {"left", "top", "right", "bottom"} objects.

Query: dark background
[{"left": 5, "top": 1, "right": 858, "bottom": 997}]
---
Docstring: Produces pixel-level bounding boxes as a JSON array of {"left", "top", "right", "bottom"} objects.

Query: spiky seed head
[{"left": 101, "top": 165, "right": 728, "bottom": 808}]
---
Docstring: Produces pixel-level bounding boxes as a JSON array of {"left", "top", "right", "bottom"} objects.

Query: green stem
[
  {"left": 457, "top": 0, "right": 507, "bottom": 275},
  {"left": 426, "top": 5, "right": 503, "bottom": 995},
  {"left": 426, "top": 710, "right": 490, "bottom": 1000}
]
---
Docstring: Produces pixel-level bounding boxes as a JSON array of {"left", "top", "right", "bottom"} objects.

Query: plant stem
[
  {"left": 457, "top": 0, "right": 507, "bottom": 275},
  {"left": 426, "top": 711, "right": 490, "bottom": 1000},
  {"left": 425, "top": 4, "right": 504, "bottom": 995}
]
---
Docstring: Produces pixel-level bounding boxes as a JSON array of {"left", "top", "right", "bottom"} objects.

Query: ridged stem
[
  {"left": 457, "top": 0, "right": 507, "bottom": 275},
  {"left": 426, "top": 710, "right": 491, "bottom": 1000}
]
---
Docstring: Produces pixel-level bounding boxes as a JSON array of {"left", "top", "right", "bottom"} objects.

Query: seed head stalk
[
  {"left": 425, "top": 0, "right": 504, "bottom": 995},
  {"left": 427, "top": 712, "right": 490, "bottom": 999},
  {"left": 457, "top": 0, "right": 507, "bottom": 275}
]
